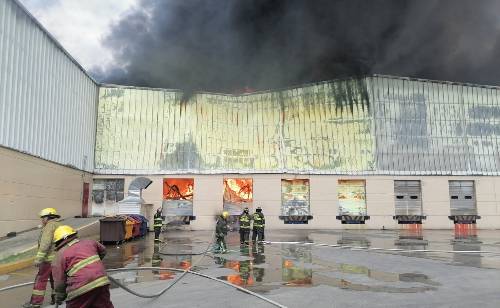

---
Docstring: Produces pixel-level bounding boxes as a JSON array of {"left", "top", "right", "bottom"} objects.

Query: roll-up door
[
  {"left": 449, "top": 181, "right": 476, "bottom": 215},
  {"left": 394, "top": 180, "right": 422, "bottom": 216}
]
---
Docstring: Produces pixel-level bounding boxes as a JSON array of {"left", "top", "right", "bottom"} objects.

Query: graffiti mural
[
  {"left": 162, "top": 178, "right": 194, "bottom": 216},
  {"left": 337, "top": 180, "right": 367, "bottom": 216},
  {"left": 223, "top": 178, "right": 253, "bottom": 215},
  {"left": 281, "top": 179, "right": 310, "bottom": 216}
]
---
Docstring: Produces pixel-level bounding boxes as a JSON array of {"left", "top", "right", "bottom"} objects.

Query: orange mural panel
[{"left": 223, "top": 178, "right": 253, "bottom": 215}]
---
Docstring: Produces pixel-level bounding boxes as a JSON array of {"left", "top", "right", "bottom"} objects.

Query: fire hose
[{"left": 0, "top": 230, "right": 287, "bottom": 308}]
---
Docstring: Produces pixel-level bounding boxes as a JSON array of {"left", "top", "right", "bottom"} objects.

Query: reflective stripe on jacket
[
  {"left": 252, "top": 213, "right": 265, "bottom": 228},
  {"left": 53, "top": 239, "right": 109, "bottom": 301},
  {"left": 239, "top": 214, "right": 251, "bottom": 229},
  {"left": 35, "top": 220, "right": 61, "bottom": 263},
  {"left": 154, "top": 212, "right": 164, "bottom": 228}
]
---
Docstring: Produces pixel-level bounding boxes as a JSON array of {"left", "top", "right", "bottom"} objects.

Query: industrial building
[{"left": 1, "top": 0, "right": 500, "bottom": 236}]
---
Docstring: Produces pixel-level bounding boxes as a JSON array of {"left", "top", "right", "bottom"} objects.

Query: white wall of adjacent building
[
  {"left": 0, "top": 0, "right": 97, "bottom": 236},
  {"left": 0, "top": 0, "right": 98, "bottom": 172}
]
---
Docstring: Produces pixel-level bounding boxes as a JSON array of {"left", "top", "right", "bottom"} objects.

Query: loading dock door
[
  {"left": 337, "top": 180, "right": 367, "bottom": 216},
  {"left": 449, "top": 181, "right": 477, "bottom": 216},
  {"left": 394, "top": 181, "right": 422, "bottom": 216}
]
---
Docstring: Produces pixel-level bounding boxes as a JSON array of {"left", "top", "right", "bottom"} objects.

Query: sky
[
  {"left": 19, "top": 0, "right": 500, "bottom": 92},
  {"left": 19, "top": 0, "right": 138, "bottom": 72}
]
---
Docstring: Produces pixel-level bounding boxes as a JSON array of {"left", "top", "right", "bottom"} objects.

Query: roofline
[
  {"left": 12, "top": 0, "right": 99, "bottom": 85},
  {"left": 372, "top": 74, "right": 500, "bottom": 90},
  {"left": 100, "top": 76, "right": 368, "bottom": 96},
  {"left": 103, "top": 74, "right": 500, "bottom": 96}
]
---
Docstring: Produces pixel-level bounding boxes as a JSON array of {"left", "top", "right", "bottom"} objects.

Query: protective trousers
[
  {"left": 154, "top": 227, "right": 161, "bottom": 242},
  {"left": 30, "top": 262, "right": 54, "bottom": 306},
  {"left": 66, "top": 285, "right": 114, "bottom": 308},
  {"left": 239, "top": 228, "right": 250, "bottom": 244},
  {"left": 252, "top": 228, "right": 265, "bottom": 242},
  {"left": 216, "top": 234, "right": 227, "bottom": 252}
]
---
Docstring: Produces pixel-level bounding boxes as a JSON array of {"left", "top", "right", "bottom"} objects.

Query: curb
[
  {"left": 0, "top": 220, "right": 100, "bottom": 275},
  {"left": 0, "top": 257, "right": 35, "bottom": 275}
]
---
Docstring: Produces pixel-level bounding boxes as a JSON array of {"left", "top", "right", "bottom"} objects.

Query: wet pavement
[{"left": 2, "top": 227, "right": 500, "bottom": 307}]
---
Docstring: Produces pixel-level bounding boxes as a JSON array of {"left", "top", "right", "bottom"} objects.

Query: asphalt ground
[{"left": 2, "top": 228, "right": 500, "bottom": 307}]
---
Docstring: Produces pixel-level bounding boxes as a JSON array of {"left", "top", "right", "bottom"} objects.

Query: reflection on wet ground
[
  {"left": 2, "top": 228, "right": 500, "bottom": 307},
  {"left": 87, "top": 227, "right": 500, "bottom": 293}
]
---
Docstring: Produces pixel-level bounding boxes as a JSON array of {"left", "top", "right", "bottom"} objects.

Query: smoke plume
[{"left": 94, "top": 0, "right": 500, "bottom": 92}]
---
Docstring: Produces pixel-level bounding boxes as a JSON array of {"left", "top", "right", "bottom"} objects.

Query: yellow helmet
[
  {"left": 222, "top": 211, "right": 229, "bottom": 219},
  {"left": 53, "top": 225, "right": 77, "bottom": 243},
  {"left": 39, "top": 207, "right": 60, "bottom": 218}
]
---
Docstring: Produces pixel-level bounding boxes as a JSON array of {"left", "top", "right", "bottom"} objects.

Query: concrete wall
[
  {"left": 93, "top": 174, "right": 500, "bottom": 230},
  {"left": 0, "top": 147, "right": 92, "bottom": 236}
]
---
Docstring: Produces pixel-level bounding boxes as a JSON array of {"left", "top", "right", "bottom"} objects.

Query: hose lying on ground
[
  {"left": 107, "top": 230, "right": 216, "bottom": 299},
  {"left": 0, "top": 230, "right": 287, "bottom": 308},
  {"left": 263, "top": 241, "right": 500, "bottom": 255},
  {"left": 0, "top": 266, "right": 287, "bottom": 308},
  {"left": 107, "top": 267, "right": 287, "bottom": 308}
]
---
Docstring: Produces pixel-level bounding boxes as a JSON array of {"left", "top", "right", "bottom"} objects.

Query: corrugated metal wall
[
  {"left": 369, "top": 76, "right": 500, "bottom": 175},
  {"left": 0, "top": 0, "right": 97, "bottom": 171},
  {"left": 95, "top": 80, "right": 373, "bottom": 174}
]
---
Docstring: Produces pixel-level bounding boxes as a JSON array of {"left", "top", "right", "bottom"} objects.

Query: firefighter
[
  {"left": 23, "top": 208, "right": 61, "bottom": 308},
  {"left": 239, "top": 207, "right": 251, "bottom": 245},
  {"left": 215, "top": 211, "right": 229, "bottom": 253},
  {"left": 52, "top": 225, "right": 113, "bottom": 308},
  {"left": 153, "top": 208, "right": 164, "bottom": 243},
  {"left": 252, "top": 207, "right": 265, "bottom": 243}
]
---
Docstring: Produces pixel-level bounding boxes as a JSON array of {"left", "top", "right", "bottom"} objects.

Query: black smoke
[{"left": 93, "top": 0, "right": 500, "bottom": 92}]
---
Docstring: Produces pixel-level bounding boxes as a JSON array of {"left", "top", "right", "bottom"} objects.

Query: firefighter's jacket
[
  {"left": 252, "top": 213, "right": 265, "bottom": 229},
  {"left": 216, "top": 216, "right": 228, "bottom": 236},
  {"left": 52, "top": 239, "right": 109, "bottom": 301},
  {"left": 35, "top": 220, "right": 61, "bottom": 264},
  {"left": 239, "top": 213, "right": 252, "bottom": 229},
  {"left": 153, "top": 211, "right": 164, "bottom": 228}
]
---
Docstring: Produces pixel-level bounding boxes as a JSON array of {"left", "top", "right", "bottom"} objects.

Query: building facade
[
  {"left": 1, "top": 0, "right": 500, "bottom": 235},
  {"left": 93, "top": 77, "right": 500, "bottom": 230}
]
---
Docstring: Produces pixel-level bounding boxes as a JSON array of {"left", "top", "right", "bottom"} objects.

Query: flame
[
  {"left": 163, "top": 178, "right": 194, "bottom": 200},
  {"left": 224, "top": 178, "right": 253, "bottom": 202},
  {"left": 283, "top": 260, "right": 294, "bottom": 268}
]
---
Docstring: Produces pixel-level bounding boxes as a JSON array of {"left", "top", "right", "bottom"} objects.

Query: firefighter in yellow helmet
[
  {"left": 215, "top": 211, "right": 229, "bottom": 253},
  {"left": 23, "top": 208, "right": 61, "bottom": 308},
  {"left": 52, "top": 225, "right": 113, "bottom": 307}
]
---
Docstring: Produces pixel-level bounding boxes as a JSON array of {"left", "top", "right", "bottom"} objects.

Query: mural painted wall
[
  {"left": 162, "top": 178, "right": 194, "bottom": 216},
  {"left": 337, "top": 180, "right": 367, "bottom": 216},
  {"left": 281, "top": 179, "right": 310, "bottom": 216},
  {"left": 223, "top": 178, "right": 253, "bottom": 215}
]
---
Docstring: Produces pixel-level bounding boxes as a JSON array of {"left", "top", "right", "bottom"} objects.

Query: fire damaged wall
[
  {"left": 95, "top": 78, "right": 373, "bottom": 174},
  {"left": 94, "top": 75, "right": 500, "bottom": 175}
]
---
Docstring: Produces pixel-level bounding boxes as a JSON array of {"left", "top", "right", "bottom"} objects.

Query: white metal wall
[{"left": 0, "top": 0, "right": 98, "bottom": 172}]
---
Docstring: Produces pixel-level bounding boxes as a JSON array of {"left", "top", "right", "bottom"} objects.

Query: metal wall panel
[
  {"left": 96, "top": 75, "right": 500, "bottom": 175},
  {"left": 394, "top": 180, "right": 422, "bottom": 216},
  {"left": 0, "top": 0, "right": 98, "bottom": 171},
  {"left": 369, "top": 76, "right": 500, "bottom": 175}
]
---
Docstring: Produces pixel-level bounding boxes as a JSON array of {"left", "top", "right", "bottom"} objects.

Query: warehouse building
[{"left": 1, "top": 0, "right": 500, "bottom": 236}]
